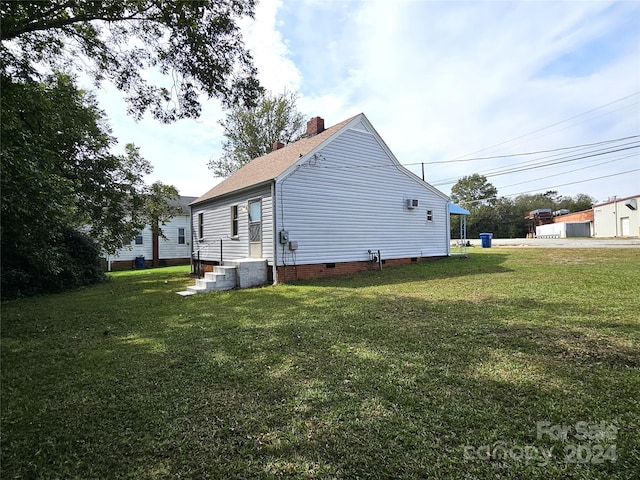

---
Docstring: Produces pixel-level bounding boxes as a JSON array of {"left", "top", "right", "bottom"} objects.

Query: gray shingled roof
[
  {"left": 172, "top": 196, "right": 198, "bottom": 215},
  {"left": 192, "top": 115, "right": 358, "bottom": 205}
]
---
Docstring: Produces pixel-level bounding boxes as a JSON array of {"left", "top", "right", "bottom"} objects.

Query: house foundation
[
  {"left": 107, "top": 258, "right": 190, "bottom": 271},
  {"left": 275, "top": 256, "right": 445, "bottom": 283}
]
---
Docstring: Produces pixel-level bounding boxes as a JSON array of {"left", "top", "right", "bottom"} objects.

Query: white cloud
[
  {"left": 240, "top": 0, "right": 302, "bottom": 92},
  {"left": 90, "top": 0, "right": 639, "bottom": 203},
  {"left": 281, "top": 0, "right": 639, "bottom": 202}
]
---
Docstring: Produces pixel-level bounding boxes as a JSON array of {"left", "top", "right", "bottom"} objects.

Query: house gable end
[
  {"left": 356, "top": 115, "right": 450, "bottom": 202},
  {"left": 276, "top": 113, "right": 449, "bottom": 202}
]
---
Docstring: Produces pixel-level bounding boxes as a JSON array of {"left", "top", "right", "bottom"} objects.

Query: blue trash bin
[
  {"left": 135, "top": 256, "right": 145, "bottom": 269},
  {"left": 479, "top": 233, "right": 493, "bottom": 248}
]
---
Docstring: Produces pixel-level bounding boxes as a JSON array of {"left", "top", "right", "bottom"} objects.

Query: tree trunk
[{"left": 152, "top": 216, "right": 159, "bottom": 267}]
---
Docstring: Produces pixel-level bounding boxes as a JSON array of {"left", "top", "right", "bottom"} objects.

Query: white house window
[
  {"left": 178, "top": 227, "right": 186, "bottom": 244},
  {"left": 231, "top": 205, "right": 239, "bottom": 237},
  {"left": 134, "top": 234, "right": 143, "bottom": 245},
  {"left": 427, "top": 210, "right": 433, "bottom": 222},
  {"left": 198, "top": 213, "right": 204, "bottom": 239}
]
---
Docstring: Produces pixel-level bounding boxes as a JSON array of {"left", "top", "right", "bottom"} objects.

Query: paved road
[{"left": 461, "top": 238, "right": 640, "bottom": 249}]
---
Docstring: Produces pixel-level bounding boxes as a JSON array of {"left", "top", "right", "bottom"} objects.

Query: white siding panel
[
  {"left": 594, "top": 204, "right": 617, "bottom": 237},
  {"left": 110, "top": 227, "right": 153, "bottom": 261},
  {"left": 277, "top": 128, "right": 449, "bottom": 266},
  {"left": 158, "top": 215, "right": 192, "bottom": 259},
  {"left": 191, "top": 184, "right": 273, "bottom": 262}
]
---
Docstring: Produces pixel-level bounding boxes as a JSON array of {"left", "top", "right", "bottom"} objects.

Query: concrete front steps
[
  {"left": 187, "top": 265, "right": 237, "bottom": 294},
  {"left": 177, "top": 259, "right": 268, "bottom": 295}
]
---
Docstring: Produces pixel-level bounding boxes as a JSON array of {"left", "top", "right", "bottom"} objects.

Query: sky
[{"left": 91, "top": 0, "right": 640, "bottom": 205}]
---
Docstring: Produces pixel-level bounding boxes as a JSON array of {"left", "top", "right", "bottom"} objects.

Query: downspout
[{"left": 271, "top": 180, "right": 278, "bottom": 285}]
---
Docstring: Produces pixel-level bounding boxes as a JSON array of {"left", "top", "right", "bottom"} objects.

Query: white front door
[{"left": 248, "top": 199, "right": 262, "bottom": 257}]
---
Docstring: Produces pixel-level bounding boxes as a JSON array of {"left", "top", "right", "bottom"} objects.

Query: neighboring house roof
[
  {"left": 172, "top": 196, "right": 198, "bottom": 215},
  {"left": 192, "top": 115, "right": 358, "bottom": 205}
]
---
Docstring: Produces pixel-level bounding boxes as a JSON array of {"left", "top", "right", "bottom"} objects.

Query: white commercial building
[{"left": 593, "top": 195, "right": 639, "bottom": 238}]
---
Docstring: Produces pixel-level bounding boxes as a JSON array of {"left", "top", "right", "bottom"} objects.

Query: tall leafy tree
[
  {"left": 0, "top": 0, "right": 262, "bottom": 121},
  {"left": 450, "top": 174, "right": 498, "bottom": 208},
  {"left": 513, "top": 193, "right": 554, "bottom": 213},
  {"left": 490, "top": 197, "right": 523, "bottom": 238},
  {"left": 1, "top": 74, "right": 176, "bottom": 298},
  {"left": 1, "top": 1, "right": 257, "bottom": 297},
  {"left": 208, "top": 90, "right": 306, "bottom": 177},
  {"left": 556, "top": 193, "right": 595, "bottom": 212},
  {"left": 450, "top": 174, "right": 497, "bottom": 238}
]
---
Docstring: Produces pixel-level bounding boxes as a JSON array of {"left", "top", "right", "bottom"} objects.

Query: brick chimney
[
  {"left": 306, "top": 116, "right": 325, "bottom": 136},
  {"left": 272, "top": 140, "right": 284, "bottom": 151}
]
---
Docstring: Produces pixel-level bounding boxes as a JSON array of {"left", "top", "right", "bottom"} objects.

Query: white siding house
[
  {"left": 105, "top": 196, "right": 196, "bottom": 270},
  {"left": 190, "top": 114, "right": 451, "bottom": 283}
]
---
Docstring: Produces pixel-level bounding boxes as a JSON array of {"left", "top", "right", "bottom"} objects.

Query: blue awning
[{"left": 449, "top": 203, "right": 470, "bottom": 215}]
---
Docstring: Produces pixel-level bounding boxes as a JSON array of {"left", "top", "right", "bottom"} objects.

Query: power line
[
  {"left": 450, "top": 91, "right": 640, "bottom": 160},
  {"left": 478, "top": 140, "right": 640, "bottom": 175},
  {"left": 491, "top": 102, "right": 640, "bottom": 153},
  {"left": 430, "top": 142, "right": 640, "bottom": 186},
  {"left": 504, "top": 169, "right": 640, "bottom": 197},
  {"left": 496, "top": 152, "right": 638, "bottom": 191},
  {"left": 476, "top": 144, "right": 639, "bottom": 178},
  {"left": 403, "top": 135, "right": 639, "bottom": 165},
  {"left": 431, "top": 142, "right": 638, "bottom": 183}
]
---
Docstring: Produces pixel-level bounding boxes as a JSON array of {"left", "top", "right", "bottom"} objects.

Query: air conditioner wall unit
[{"left": 406, "top": 198, "right": 419, "bottom": 209}]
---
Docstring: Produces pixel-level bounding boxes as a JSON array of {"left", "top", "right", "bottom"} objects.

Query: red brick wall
[
  {"left": 108, "top": 258, "right": 190, "bottom": 271},
  {"left": 553, "top": 210, "right": 593, "bottom": 223},
  {"left": 107, "top": 260, "right": 138, "bottom": 271},
  {"left": 158, "top": 258, "right": 191, "bottom": 267},
  {"left": 195, "top": 261, "right": 220, "bottom": 273},
  {"left": 276, "top": 256, "right": 445, "bottom": 282}
]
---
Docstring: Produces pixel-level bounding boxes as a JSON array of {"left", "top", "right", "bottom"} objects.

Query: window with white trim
[
  {"left": 427, "top": 210, "right": 433, "bottom": 222},
  {"left": 231, "top": 205, "right": 239, "bottom": 237},
  {"left": 178, "top": 227, "right": 186, "bottom": 244}
]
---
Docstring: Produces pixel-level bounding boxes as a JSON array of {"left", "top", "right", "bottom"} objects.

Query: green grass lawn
[{"left": 2, "top": 249, "right": 639, "bottom": 479}]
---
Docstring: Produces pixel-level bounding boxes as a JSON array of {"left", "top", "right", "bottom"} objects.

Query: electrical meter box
[{"left": 279, "top": 230, "right": 289, "bottom": 244}]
